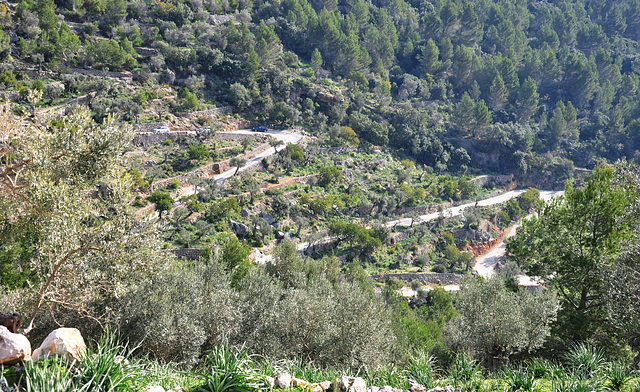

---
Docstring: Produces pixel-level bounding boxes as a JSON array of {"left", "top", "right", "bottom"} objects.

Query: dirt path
[{"left": 473, "top": 190, "right": 564, "bottom": 285}]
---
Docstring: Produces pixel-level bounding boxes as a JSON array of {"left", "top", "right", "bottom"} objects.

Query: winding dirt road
[{"left": 473, "top": 190, "right": 564, "bottom": 285}]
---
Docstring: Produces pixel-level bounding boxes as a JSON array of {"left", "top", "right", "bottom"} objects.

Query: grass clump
[
  {"left": 406, "top": 351, "right": 437, "bottom": 389},
  {"left": 566, "top": 344, "right": 605, "bottom": 379},
  {"left": 503, "top": 368, "right": 535, "bottom": 392},
  {"left": 196, "top": 344, "right": 258, "bottom": 392}
]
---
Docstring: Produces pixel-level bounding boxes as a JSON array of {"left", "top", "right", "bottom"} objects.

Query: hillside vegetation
[{"left": 3, "top": 0, "right": 640, "bottom": 390}]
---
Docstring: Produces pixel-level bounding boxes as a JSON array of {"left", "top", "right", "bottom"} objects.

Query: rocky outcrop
[
  {"left": 32, "top": 328, "right": 86, "bottom": 362},
  {"left": 463, "top": 228, "right": 509, "bottom": 256},
  {"left": 0, "top": 325, "right": 31, "bottom": 365},
  {"left": 228, "top": 219, "right": 250, "bottom": 237}
]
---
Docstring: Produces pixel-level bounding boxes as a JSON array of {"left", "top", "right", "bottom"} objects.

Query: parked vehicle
[
  {"left": 153, "top": 126, "right": 170, "bottom": 133},
  {"left": 252, "top": 125, "right": 268, "bottom": 132}
]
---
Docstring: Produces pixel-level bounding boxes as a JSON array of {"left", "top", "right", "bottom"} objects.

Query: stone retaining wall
[
  {"left": 169, "top": 248, "right": 204, "bottom": 260},
  {"left": 187, "top": 107, "right": 234, "bottom": 119},
  {"left": 470, "top": 174, "right": 515, "bottom": 188},
  {"left": 134, "top": 131, "right": 197, "bottom": 147},
  {"left": 214, "top": 132, "right": 264, "bottom": 142},
  {"left": 369, "top": 273, "right": 462, "bottom": 285}
]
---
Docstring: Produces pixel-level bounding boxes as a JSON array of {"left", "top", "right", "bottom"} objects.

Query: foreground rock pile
[
  {"left": 141, "top": 373, "right": 462, "bottom": 392},
  {"left": 263, "top": 373, "right": 460, "bottom": 392}
]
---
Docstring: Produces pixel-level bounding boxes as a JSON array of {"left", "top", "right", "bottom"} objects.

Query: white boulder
[
  {"left": 276, "top": 372, "right": 292, "bottom": 388},
  {"left": 32, "top": 328, "right": 86, "bottom": 362},
  {"left": 0, "top": 325, "right": 31, "bottom": 365}
]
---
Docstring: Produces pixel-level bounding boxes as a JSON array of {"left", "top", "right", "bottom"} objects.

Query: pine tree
[
  {"left": 245, "top": 47, "right": 261, "bottom": 76},
  {"left": 488, "top": 74, "right": 508, "bottom": 110},
  {"left": 474, "top": 99, "right": 492, "bottom": 136},
  {"left": 439, "top": 38, "right": 453, "bottom": 71},
  {"left": 499, "top": 57, "right": 519, "bottom": 92},
  {"left": 605, "top": 5, "right": 627, "bottom": 35},
  {"left": 516, "top": 77, "right": 539, "bottom": 123},
  {"left": 469, "top": 81, "right": 481, "bottom": 100},
  {"left": 564, "top": 101, "right": 578, "bottom": 141},
  {"left": 458, "top": 2, "right": 482, "bottom": 47},
  {"left": 311, "top": 48, "right": 323, "bottom": 69},
  {"left": 419, "top": 39, "right": 441, "bottom": 75},
  {"left": 452, "top": 92, "right": 476, "bottom": 135},
  {"left": 452, "top": 45, "right": 475, "bottom": 84},
  {"left": 546, "top": 102, "right": 567, "bottom": 150}
]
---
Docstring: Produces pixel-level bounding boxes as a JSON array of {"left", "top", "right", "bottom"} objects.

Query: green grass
[
  {"left": 6, "top": 338, "right": 640, "bottom": 392},
  {"left": 195, "top": 344, "right": 259, "bottom": 392}
]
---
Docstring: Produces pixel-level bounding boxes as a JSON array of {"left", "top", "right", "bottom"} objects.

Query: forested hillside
[{"left": 2, "top": 0, "right": 640, "bottom": 172}]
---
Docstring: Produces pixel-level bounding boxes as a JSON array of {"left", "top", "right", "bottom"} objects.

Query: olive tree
[
  {"left": 0, "top": 106, "right": 166, "bottom": 334},
  {"left": 445, "top": 277, "right": 559, "bottom": 368}
]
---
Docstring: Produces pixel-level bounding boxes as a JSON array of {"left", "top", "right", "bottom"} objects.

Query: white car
[{"left": 153, "top": 126, "right": 170, "bottom": 133}]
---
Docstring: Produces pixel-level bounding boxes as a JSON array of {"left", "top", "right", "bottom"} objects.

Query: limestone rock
[
  {"left": 333, "top": 376, "right": 366, "bottom": 392},
  {"left": 260, "top": 212, "right": 275, "bottom": 225},
  {"left": 319, "top": 381, "right": 332, "bottom": 390},
  {"left": 167, "top": 389, "right": 186, "bottom": 392},
  {"left": 292, "top": 377, "right": 310, "bottom": 387},
  {"left": 0, "top": 325, "right": 31, "bottom": 365},
  {"left": 311, "top": 384, "right": 323, "bottom": 392},
  {"left": 276, "top": 372, "right": 292, "bottom": 388},
  {"left": 32, "top": 328, "right": 86, "bottom": 362},
  {"left": 351, "top": 378, "right": 366, "bottom": 392},
  {"left": 369, "top": 386, "right": 380, "bottom": 392},
  {"left": 241, "top": 208, "right": 249, "bottom": 217},
  {"left": 408, "top": 379, "right": 426, "bottom": 392},
  {"left": 228, "top": 220, "right": 250, "bottom": 237},
  {"left": 427, "top": 387, "right": 459, "bottom": 392},
  {"left": 142, "top": 387, "right": 165, "bottom": 392},
  {"left": 276, "top": 231, "right": 285, "bottom": 239},
  {"left": 265, "top": 376, "right": 276, "bottom": 388}
]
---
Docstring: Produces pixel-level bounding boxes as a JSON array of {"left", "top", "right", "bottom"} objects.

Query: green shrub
[
  {"left": 407, "top": 351, "right": 437, "bottom": 389},
  {"left": 22, "top": 358, "right": 76, "bottom": 392},
  {"left": 527, "top": 358, "right": 553, "bottom": 379},
  {"left": 76, "top": 332, "right": 142, "bottom": 391},
  {"left": 196, "top": 344, "right": 258, "bottom": 392},
  {"left": 148, "top": 191, "right": 174, "bottom": 214},
  {"left": 566, "top": 344, "right": 605, "bottom": 379},
  {"left": 552, "top": 376, "right": 602, "bottom": 392},
  {"left": 605, "top": 362, "right": 630, "bottom": 391},
  {"left": 504, "top": 368, "right": 535, "bottom": 392},
  {"left": 448, "top": 353, "right": 481, "bottom": 385},
  {"left": 189, "top": 144, "right": 211, "bottom": 161}
]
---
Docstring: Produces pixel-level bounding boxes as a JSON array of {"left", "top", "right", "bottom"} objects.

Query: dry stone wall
[
  {"left": 369, "top": 273, "right": 462, "bottom": 285},
  {"left": 169, "top": 248, "right": 204, "bottom": 260},
  {"left": 134, "top": 131, "right": 197, "bottom": 147}
]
